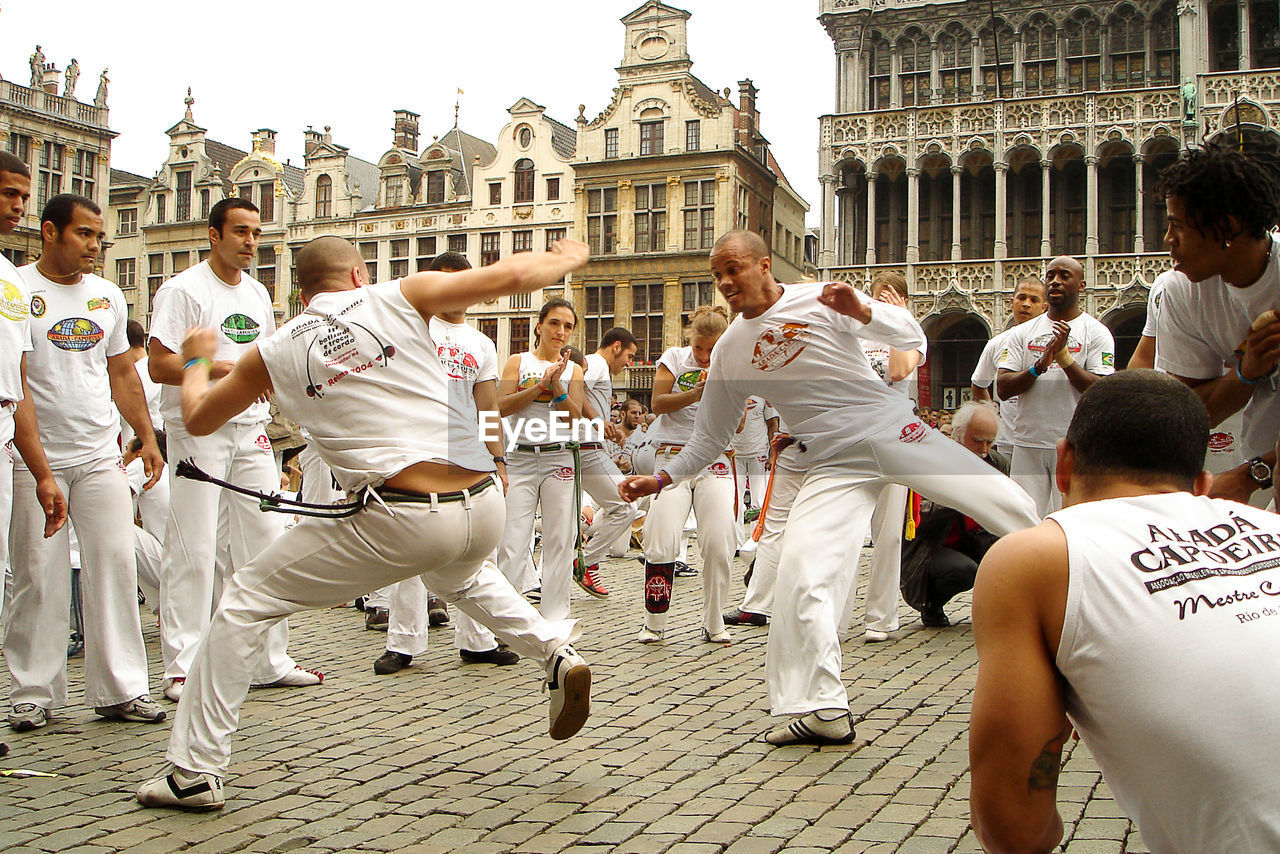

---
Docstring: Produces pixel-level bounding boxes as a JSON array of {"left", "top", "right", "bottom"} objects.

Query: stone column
[
  {"left": 951, "top": 165, "right": 963, "bottom": 260},
  {"left": 616, "top": 179, "right": 634, "bottom": 254},
  {"left": 1133, "top": 154, "right": 1146, "bottom": 253},
  {"left": 866, "top": 171, "right": 878, "bottom": 265},
  {"left": 1240, "top": 0, "right": 1253, "bottom": 69},
  {"left": 1085, "top": 155, "right": 1099, "bottom": 256},
  {"left": 1040, "top": 159, "right": 1053, "bottom": 257},
  {"left": 994, "top": 161, "right": 1008, "bottom": 259},
  {"left": 930, "top": 41, "right": 941, "bottom": 102},
  {"left": 819, "top": 174, "right": 838, "bottom": 270},
  {"left": 907, "top": 167, "right": 921, "bottom": 263}
]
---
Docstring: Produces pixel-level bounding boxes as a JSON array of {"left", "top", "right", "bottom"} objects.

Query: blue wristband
[
  {"left": 552, "top": 392, "right": 568, "bottom": 403},
  {"left": 184, "top": 357, "right": 211, "bottom": 371},
  {"left": 1236, "top": 360, "right": 1261, "bottom": 385},
  {"left": 1028, "top": 363, "right": 1042, "bottom": 378}
]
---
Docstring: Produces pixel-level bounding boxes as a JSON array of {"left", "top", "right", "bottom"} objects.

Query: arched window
[
  {"left": 937, "top": 23, "right": 973, "bottom": 101},
  {"left": 514, "top": 158, "right": 534, "bottom": 204},
  {"left": 868, "top": 34, "right": 892, "bottom": 109},
  {"left": 1109, "top": 6, "right": 1145, "bottom": 88},
  {"left": 1064, "top": 9, "right": 1102, "bottom": 90},
  {"left": 898, "top": 28, "right": 932, "bottom": 106},
  {"left": 1023, "top": 16, "right": 1057, "bottom": 94},
  {"left": 980, "top": 19, "right": 1015, "bottom": 96},
  {"left": 315, "top": 174, "right": 332, "bottom": 218},
  {"left": 1152, "top": 2, "right": 1179, "bottom": 83}
]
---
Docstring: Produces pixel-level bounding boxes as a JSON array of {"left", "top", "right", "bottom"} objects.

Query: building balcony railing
[{"left": 0, "top": 80, "right": 109, "bottom": 127}]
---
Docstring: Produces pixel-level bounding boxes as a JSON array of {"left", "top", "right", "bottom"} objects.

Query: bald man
[{"left": 994, "top": 256, "right": 1115, "bottom": 517}]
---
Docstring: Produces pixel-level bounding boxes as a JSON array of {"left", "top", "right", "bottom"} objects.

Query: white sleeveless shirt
[
  {"left": 257, "top": 281, "right": 493, "bottom": 492},
  {"left": 504, "top": 351, "right": 571, "bottom": 447},
  {"left": 1050, "top": 492, "right": 1280, "bottom": 853}
]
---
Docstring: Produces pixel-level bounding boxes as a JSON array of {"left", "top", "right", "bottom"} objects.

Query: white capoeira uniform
[
  {"left": 149, "top": 261, "right": 297, "bottom": 685},
  {"left": 660, "top": 283, "right": 1039, "bottom": 716},
  {"left": 642, "top": 346, "right": 737, "bottom": 638},
  {"left": 495, "top": 352, "right": 582, "bottom": 622},
  {"left": 577, "top": 353, "right": 637, "bottom": 569},
  {"left": 856, "top": 335, "right": 927, "bottom": 636},
  {"left": 729, "top": 395, "right": 775, "bottom": 560},
  {"left": 0, "top": 254, "right": 30, "bottom": 621},
  {"left": 387, "top": 315, "right": 503, "bottom": 657},
  {"left": 164, "top": 280, "right": 579, "bottom": 777},
  {"left": 970, "top": 325, "right": 1024, "bottom": 457},
  {"left": 5, "top": 266, "right": 152, "bottom": 711},
  {"left": 996, "top": 311, "right": 1115, "bottom": 518}
]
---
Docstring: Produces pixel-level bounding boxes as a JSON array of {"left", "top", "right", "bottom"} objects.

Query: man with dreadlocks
[{"left": 1154, "top": 145, "right": 1280, "bottom": 505}]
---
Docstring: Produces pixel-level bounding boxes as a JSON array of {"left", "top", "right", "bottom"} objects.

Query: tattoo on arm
[{"left": 1027, "top": 727, "right": 1071, "bottom": 793}]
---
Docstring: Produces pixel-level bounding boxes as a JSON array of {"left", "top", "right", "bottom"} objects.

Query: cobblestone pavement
[{"left": 0, "top": 548, "right": 1149, "bottom": 853}]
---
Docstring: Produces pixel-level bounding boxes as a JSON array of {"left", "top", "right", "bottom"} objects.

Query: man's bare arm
[
  {"left": 1127, "top": 335, "right": 1155, "bottom": 371},
  {"left": 107, "top": 352, "right": 163, "bottom": 488},
  {"left": 400, "top": 240, "right": 587, "bottom": 320},
  {"left": 149, "top": 338, "right": 234, "bottom": 385},
  {"left": 178, "top": 329, "right": 274, "bottom": 436}
]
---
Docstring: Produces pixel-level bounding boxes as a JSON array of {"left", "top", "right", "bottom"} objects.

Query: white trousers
[
  {"left": 739, "top": 459, "right": 804, "bottom": 617},
  {"left": 496, "top": 448, "right": 577, "bottom": 622},
  {"left": 852, "top": 483, "right": 908, "bottom": 635},
  {"left": 166, "top": 482, "right": 578, "bottom": 776},
  {"left": 161, "top": 421, "right": 294, "bottom": 684},
  {"left": 386, "top": 553, "right": 502, "bottom": 656},
  {"left": 733, "top": 452, "right": 767, "bottom": 554},
  {"left": 1009, "top": 445, "right": 1060, "bottom": 519},
  {"left": 0, "top": 428, "right": 12, "bottom": 624},
  {"left": 643, "top": 451, "right": 737, "bottom": 636},
  {"left": 767, "top": 420, "right": 1039, "bottom": 716},
  {"left": 578, "top": 449, "right": 637, "bottom": 567},
  {"left": 6, "top": 456, "right": 151, "bottom": 709},
  {"left": 136, "top": 525, "right": 163, "bottom": 609}
]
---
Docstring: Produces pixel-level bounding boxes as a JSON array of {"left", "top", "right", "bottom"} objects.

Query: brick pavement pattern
[{"left": 0, "top": 548, "right": 1150, "bottom": 853}]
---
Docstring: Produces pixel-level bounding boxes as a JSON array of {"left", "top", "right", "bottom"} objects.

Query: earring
[{"left": 1224, "top": 240, "right": 1232, "bottom": 249}]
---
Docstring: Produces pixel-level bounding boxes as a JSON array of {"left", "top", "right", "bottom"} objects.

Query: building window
[
  {"left": 238, "top": 183, "right": 253, "bottom": 201},
  {"left": 116, "top": 258, "right": 136, "bottom": 291},
  {"left": 118, "top": 208, "right": 137, "bottom": 236},
  {"left": 681, "top": 282, "right": 715, "bottom": 326},
  {"left": 155, "top": 193, "right": 166, "bottom": 225},
  {"left": 360, "top": 241, "right": 378, "bottom": 281},
  {"left": 584, "top": 283, "right": 615, "bottom": 352},
  {"left": 385, "top": 179, "right": 402, "bottom": 208},
  {"left": 1153, "top": 2, "right": 1179, "bottom": 83},
  {"left": 639, "top": 121, "right": 664, "bottom": 156},
  {"left": 172, "top": 250, "right": 190, "bottom": 275},
  {"left": 481, "top": 232, "right": 501, "bottom": 266},
  {"left": 683, "top": 180, "right": 716, "bottom": 250},
  {"left": 634, "top": 183, "right": 667, "bottom": 253},
  {"left": 899, "top": 28, "right": 932, "bottom": 106},
  {"left": 254, "top": 182, "right": 271, "bottom": 222},
  {"left": 1109, "top": 7, "right": 1145, "bottom": 88},
  {"left": 980, "top": 21, "right": 1015, "bottom": 97},
  {"left": 518, "top": 126, "right": 533, "bottom": 148},
  {"left": 8, "top": 133, "right": 31, "bottom": 165},
  {"left": 546, "top": 177, "right": 560, "bottom": 201},
  {"left": 200, "top": 189, "right": 211, "bottom": 220},
  {"left": 514, "top": 158, "right": 535, "bottom": 203},
  {"left": 148, "top": 254, "right": 164, "bottom": 306},
  {"left": 736, "top": 185, "right": 750, "bottom": 231},
  {"left": 868, "top": 35, "right": 892, "bottom": 109},
  {"left": 389, "top": 238, "right": 409, "bottom": 279},
  {"left": 510, "top": 291, "right": 532, "bottom": 310},
  {"left": 416, "top": 235, "right": 436, "bottom": 271},
  {"left": 1023, "top": 15, "right": 1057, "bottom": 94},
  {"left": 604, "top": 128, "right": 619, "bottom": 159},
  {"left": 175, "top": 170, "right": 192, "bottom": 221},
  {"left": 38, "top": 142, "right": 64, "bottom": 211},
  {"left": 448, "top": 233, "right": 467, "bottom": 254},
  {"left": 512, "top": 230, "right": 533, "bottom": 253},
  {"left": 938, "top": 23, "right": 974, "bottom": 101},
  {"left": 489, "top": 183, "right": 502, "bottom": 205},
  {"left": 587, "top": 187, "right": 618, "bottom": 255},
  {"left": 686, "top": 120, "right": 701, "bottom": 152},
  {"left": 510, "top": 317, "right": 530, "bottom": 354},
  {"left": 631, "top": 282, "right": 664, "bottom": 364},
  {"left": 315, "top": 174, "right": 332, "bottom": 218},
  {"left": 545, "top": 228, "right": 567, "bottom": 284},
  {"left": 426, "top": 170, "right": 446, "bottom": 204},
  {"left": 71, "top": 149, "right": 96, "bottom": 201},
  {"left": 257, "top": 247, "right": 276, "bottom": 296},
  {"left": 479, "top": 318, "right": 498, "bottom": 344},
  {"left": 1064, "top": 9, "right": 1102, "bottom": 90}
]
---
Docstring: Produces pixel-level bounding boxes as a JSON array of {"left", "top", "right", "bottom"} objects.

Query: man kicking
[
  {"left": 137, "top": 235, "right": 592, "bottom": 810},
  {"left": 620, "top": 230, "right": 1038, "bottom": 746}
]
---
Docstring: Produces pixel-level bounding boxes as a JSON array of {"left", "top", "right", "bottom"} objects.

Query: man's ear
[
  {"left": 1055, "top": 437, "right": 1073, "bottom": 498},
  {"left": 40, "top": 220, "right": 57, "bottom": 243},
  {"left": 352, "top": 264, "right": 367, "bottom": 288}
]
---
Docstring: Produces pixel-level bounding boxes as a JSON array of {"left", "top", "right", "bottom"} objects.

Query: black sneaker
[
  {"left": 364, "top": 608, "right": 389, "bottom": 631},
  {"left": 460, "top": 647, "right": 520, "bottom": 666},
  {"left": 428, "top": 597, "right": 449, "bottom": 626},
  {"left": 723, "top": 608, "right": 768, "bottom": 627},
  {"left": 920, "top": 606, "right": 951, "bottom": 628},
  {"left": 374, "top": 651, "right": 412, "bottom": 675},
  {"left": 673, "top": 561, "right": 697, "bottom": 577}
]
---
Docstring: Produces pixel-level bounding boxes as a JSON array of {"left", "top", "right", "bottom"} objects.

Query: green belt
[
  {"left": 514, "top": 442, "right": 579, "bottom": 453},
  {"left": 375, "top": 476, "right": 495, "bottom": 504}
]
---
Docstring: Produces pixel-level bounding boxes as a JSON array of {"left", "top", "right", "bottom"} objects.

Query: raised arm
[{"left": 178, "top": 328, "right": 274, "bottom": 436}]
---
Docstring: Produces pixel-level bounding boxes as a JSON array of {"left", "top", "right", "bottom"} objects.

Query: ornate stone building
[
  {"left": 1, "top": 47, "right": 114, "bottom": 268},
  {"left": 817, "top": 0, "right": 1280, "bottom": 407},
  {"left": 571, "top": 1, "right": 812, "bottom": 401}
]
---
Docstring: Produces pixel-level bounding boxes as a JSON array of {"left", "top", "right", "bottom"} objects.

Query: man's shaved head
[
  {"left": 712, "top": 229, "right": 769, "bottom": 261},
  {"left": 295, "top": 236, "right": 364, "bottom": 299},
  {"left": 1048, "top": 255, "right": 1083, "bottom": 276}
]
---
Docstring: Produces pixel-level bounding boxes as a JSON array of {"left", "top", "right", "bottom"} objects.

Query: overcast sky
[{"left": 2, "top": 0, "right": 834, "bottom": 226}]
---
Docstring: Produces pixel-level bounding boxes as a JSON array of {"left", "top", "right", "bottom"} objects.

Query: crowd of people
[{"left": 0, "top": 141, "right": 1277, "bottom": 849}]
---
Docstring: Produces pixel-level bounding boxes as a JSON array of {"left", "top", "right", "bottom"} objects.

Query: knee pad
[{"left": 644, "top": 561, "right": 675, "bottom": 614}]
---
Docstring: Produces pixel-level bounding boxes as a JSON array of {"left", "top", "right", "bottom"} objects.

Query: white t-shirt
[
  {"left": 650, "top": 346, "right": 708, "bottom": 447},
  {"left": 1050, "top": 493, "right": 1280, "bottom": 852},
  {"left": 18, "top": 267, "right": 130, "bottom": 468},
  {"left": 662, "top": 283, "right": 926, "bottom": 480},
  {"left": 1155, "top": 238, "right": 1280, "bottom": 459},
  {"left": 149, "top": 261, "right": 276, "bottom": 428},
  {"left": 0, "top": 254, "right": 31, "bottom": 448},
  {"left": 431, "top": 315, "right": 498, "bottom": 456},
  {"left": 864, "top": 334, "right": 926, "bottom": 403},
  {"left": 971, "top": 325, "right": 1025, "bottom": 448},
  {"left": 730, "top": 395, "right": 778, "bottom": 458},
  {"left": 996, "top": 311, "right": 1116, "bottom": 450},
  {"left": 120, "top": 355, "right": 164, "bottom": 450},
  {"left": 582, "top": 353, "right": 614, "bottom": 425}
]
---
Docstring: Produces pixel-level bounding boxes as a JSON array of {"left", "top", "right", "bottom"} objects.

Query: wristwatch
[{"left": 1247, "top": 456, "right": 1274, "bottom": 490}]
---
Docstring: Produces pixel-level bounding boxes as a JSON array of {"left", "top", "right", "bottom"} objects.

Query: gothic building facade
[{"left": 817, "top": 0, "right": 1280, "bottom": 406}]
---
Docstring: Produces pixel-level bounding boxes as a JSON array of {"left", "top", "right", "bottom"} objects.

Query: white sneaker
[
  {"left": 162, "top": 678, "right": 184, "bottom": 703},
  {"left": 864, "top": 629, "right": 890, "bottom": 643},
  {"left": 95, "top": 695, "right": 166, "bottom": 723},
  {"left": 765, "top": 711, "right": 856, "bottom": 746},
  {"left": 635, "top": 627, "right": 664, "bottom": 644},
  {"left": 7, "top": 703, "right": 49, "bottom": 732},
  {"left": 703, "top": 628, "right": 733, "bottom": 645},
  {"left": 545, "top": 645, "right": 590, "bottom": 740},
  {"left": 254, "top": 666, "right": 324, "bottom": 688},
  {"left": 137, "top": 764, "right": 225, "bottom": 811}
]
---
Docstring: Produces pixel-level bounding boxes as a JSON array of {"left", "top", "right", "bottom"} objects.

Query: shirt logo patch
[
  {"left": 47, "top": 317, "right": 104, "bottom": 351},
  {"left": 709, "top": 461, "right": 731, "bottom": 477},
  {"left": 28, "top": 295, "right": 45, "bottom": 318},
  {"left": 518, "top": 373, "right": 553, "bottom": 403},
  {"left": 86, "top": 297, "right": 112, "bottom": 312},
  {"left": 438, "top": 344, "right": 480, "bottom": 381},
  {"left": 1101, "top": 352, "right": 1115, "bottom": 368},
  {"left": 1028, "top": 333, "right": 1082, "bottom": 357},
  {"left": 0, "top": 281, "right": 27, "bottom": 321},
  {"left": 254, "top": 434, "right": 272, "bottom": 452},
  {"left": 675, "top": 369, "right": 705, "bottom": 392},
  {"left": 1208, "top": 432, "right": 1235, "bottom": 452},
  {"left": 221, "top": 313, "right": 261, "bottom": 344},
  {"left": 751, "top": 322, "right": 811, "bottom": 371},
  {"left": 899, "top": 421, "right": 927, "bottom": 444}
]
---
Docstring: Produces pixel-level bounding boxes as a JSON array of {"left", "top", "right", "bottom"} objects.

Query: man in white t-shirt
[
  {"left": 729, "top": 394, "right": 778, "bottom": 560},
  {"left": 120, "top": 319, "right": 163, "bottom": 450},
  {"left": 6, "top": 193, "right": 165, "bottom": 731},
  {"left": 620, "top": 231, "right": 1039, "bottom": 747},
  {"left": 970, "top": 370, "right": 1280, "bottom": 853},
  {"left": 996, "top": 256, "right": 1115, "bottom": 517},
  {"left": 970, "top": 277, "right": 1046, "bottom": 456},
  {"left": 574, "top": 327, "right": 640, "bottom": 597},
  {"left": 149, "top": 198, "right": 318, "bottom": 702},
  {"left": 1151, "top": 145, "right": 1280, "bottom": 506}
]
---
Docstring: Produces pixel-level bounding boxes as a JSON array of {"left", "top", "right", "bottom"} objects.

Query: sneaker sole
[
  {"left": 96, "top": 710, "right": 167, "bottom": 723},
  {"left": 137, "top": 781, "right": 224, "bottom": 812},
  {"left": 549, "top": 664, "right": 590, "bottom": 740},
  {"left": 574, "top": 582, "right": 610, "bottom": 599},
  {"left": 767, "top": 730, "right": 856, "bottom": 747},
  {"left": 9, "top": 717, "right": 46, "bottom": 732}
]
